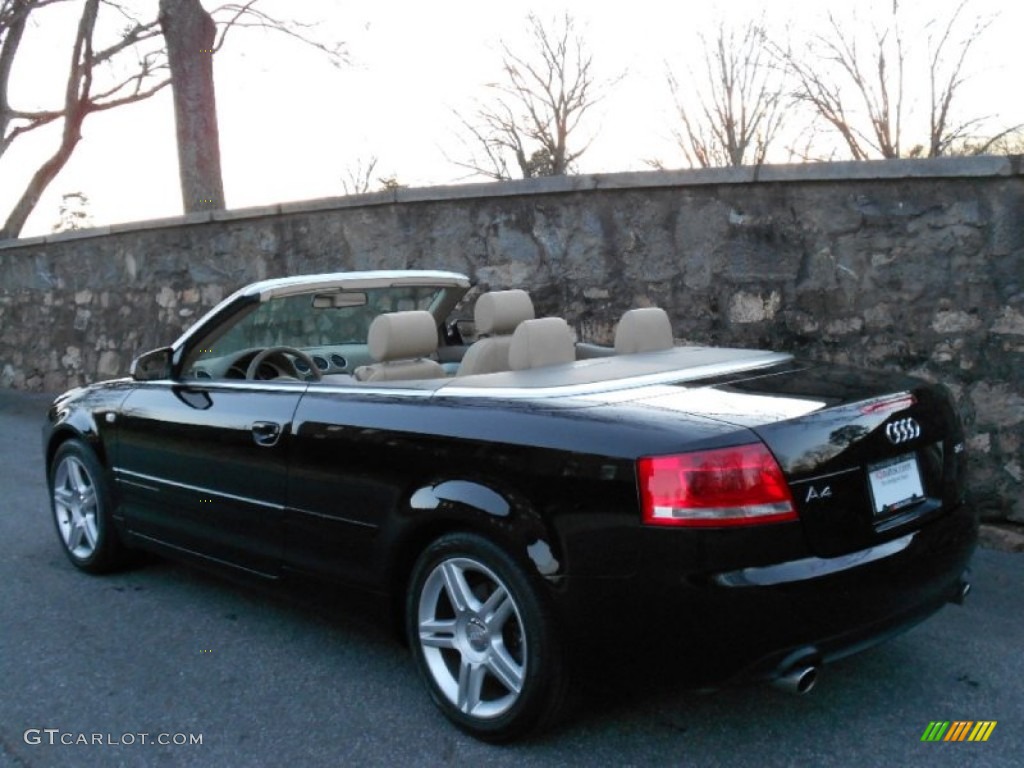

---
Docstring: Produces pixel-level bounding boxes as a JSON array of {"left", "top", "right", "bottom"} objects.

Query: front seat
[
  {"left": 614, "top": 307, "right": 674, "bottom": 354},
  {"left": 354, "top": 311, "right": 446, "bottom": 382},
  {"left": 456, "top": 289, "right": 535, "bottom": 376}
]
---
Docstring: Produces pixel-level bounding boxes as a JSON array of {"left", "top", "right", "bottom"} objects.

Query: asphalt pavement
[{"left": 1, "top": 388, "right": 1021, "bottom": 768}]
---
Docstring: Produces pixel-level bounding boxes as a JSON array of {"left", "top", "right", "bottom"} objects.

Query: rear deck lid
[{"left": 591, "top": 360, "right": 968, "bottom": 557}]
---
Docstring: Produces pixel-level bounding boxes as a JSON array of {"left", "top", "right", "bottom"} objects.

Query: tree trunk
[{"left": 159, "top": 0, "right": 225, "bottom": 212}]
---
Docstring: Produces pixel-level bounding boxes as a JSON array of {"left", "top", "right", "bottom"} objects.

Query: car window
[{"left": 183, "top": 286, "right": 444, "bottom": 378}]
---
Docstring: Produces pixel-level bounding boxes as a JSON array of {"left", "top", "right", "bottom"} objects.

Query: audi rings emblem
[{"left": 885, "top": 417, "right": 921, "bottom": 445}]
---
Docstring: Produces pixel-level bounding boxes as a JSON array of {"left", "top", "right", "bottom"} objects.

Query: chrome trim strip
[
  {"left": 288, "top": 506, "right": 378, "bottom": 530},
  {"left": 132, "top": 380, "right": 311, "bottom": 394},
  {"left": 714, "top": 532, "right": 916, "bottom": 587},
  {"left": 301, "top": 385, "right": 437, "bottom": 398},
  {"left": 436, "top": 354, "right": 793, "bottom": 400},
  {"left": 118, "top": 468, "right": 379, "bottom": 529},
  {"left": 253, "top": 270, "right": 471, "bottom": 301},
  {"left": 132, "top": 379, "right": 439, "bottom": 398},
  {"left": 114, "top": 468, "right": 285, "bottom": 511}
]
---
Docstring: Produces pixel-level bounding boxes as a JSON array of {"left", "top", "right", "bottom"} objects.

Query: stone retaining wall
[{"left": 1, "top": 156, "right": 1022, "bottom": 522}]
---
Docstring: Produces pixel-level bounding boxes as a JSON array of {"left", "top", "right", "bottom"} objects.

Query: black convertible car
[{"left": 43, "top": 270, "right": 977, "bottom": 741}]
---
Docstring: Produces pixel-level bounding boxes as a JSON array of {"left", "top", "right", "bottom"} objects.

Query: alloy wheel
[
  {"left": 52, "top": 454, "right": 100, "bottom": 560},
  {"left": 416, "top": 556, "right": 527, "bottom": 719}
]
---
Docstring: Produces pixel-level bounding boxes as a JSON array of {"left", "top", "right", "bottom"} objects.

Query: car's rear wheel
[
  {"left": 49, "top": 440, "right": 127, "bottom": 573},
  {"left": 406, "top": 532, "right": 566, "bottom": 742}
]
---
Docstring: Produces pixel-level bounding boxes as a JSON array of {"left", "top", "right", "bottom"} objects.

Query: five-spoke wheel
[
  {"left": 53, "top": 453, "right": 100, "bottom": 560},
  {"left": 417, "top": 556, "right": 526, "bottom": 719},
  {"left": 49, "top": 440, "right": 126, "bottom": 573},
  {"left": 407, "top": 533, "right": 566, "bottom": 742}
]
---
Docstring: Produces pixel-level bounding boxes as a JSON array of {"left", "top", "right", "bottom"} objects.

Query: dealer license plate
[{"left": 868, "top": 454, "right": 925, "bottom": 515}]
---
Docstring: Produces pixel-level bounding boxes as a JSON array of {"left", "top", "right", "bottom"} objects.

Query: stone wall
[{"left": 1, "top": 156, "right": 1022, "bottom": 523}]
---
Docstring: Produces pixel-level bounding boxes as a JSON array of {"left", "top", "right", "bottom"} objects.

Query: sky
[{"left": 2, "top": 0, "right": 1022, "bottom": 237}]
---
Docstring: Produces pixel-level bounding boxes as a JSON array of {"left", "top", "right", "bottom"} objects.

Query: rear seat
[
  {"left": 509, "top": 317, "right": 575, "bottom": 370},
  {"left": 457, "top": 289, "right": 535, "bottom": 376},
  {"left": 614, "top": 307, "right": 674, "bottom": 354}
]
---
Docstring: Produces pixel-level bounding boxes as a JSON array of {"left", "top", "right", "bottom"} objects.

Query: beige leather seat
[
  {"left": 614, "top": 307, "right": 674, "bottom": 354},
  {"left": 456, "top": 289, "right": 535, "bottom": 376},
  {"left": 509, "top": 317, "right": 575, "bottom": 370},
  {"left": 354, "top": 311, "right": 445, "bottom": 382}
]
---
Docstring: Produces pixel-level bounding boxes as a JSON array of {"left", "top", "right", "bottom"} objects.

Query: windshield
[
  {"left": 216, "top": 286, "right": 441, "bottom": 350},
  {"left": 182, "top": 285, "right": 447, "bottom": 378}
]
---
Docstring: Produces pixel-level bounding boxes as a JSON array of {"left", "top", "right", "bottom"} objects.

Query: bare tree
[
  {"left": 962, "top": 127, "right": 1024, "bottom": 156},
  {"left": 1, "top": 0, "right": 170, "bottom": 238},
  {"left": 340, "top": 155, "right": 379, "bottom": 195},
  {"left": 661, "top": 19, "right": 787, "bottom": 168},
  {"left": 924, "top": 1, "right": 1020, "bottom": 157},
  {"left": 772, "top": 8, "right": 905, "bottom": 160},
  {"left": 771, "top": 0, "right": 1013, "bottom": 161},
  {"left": 0, "top": 0, "right": 343, "bottom": 239},
  {"left": 451, "top": 12, "right": 605, "bottom": 180}
]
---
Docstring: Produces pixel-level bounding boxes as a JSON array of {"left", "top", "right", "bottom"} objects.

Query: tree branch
[
  {"left": 665, "top": 19, "right": 787, "bottom": 168},
  {"left": 2, "top": 0, "right": 99, "bottom": 239},
  {"left": 451, "top": 11, "right": 607, "bottom": 179}
]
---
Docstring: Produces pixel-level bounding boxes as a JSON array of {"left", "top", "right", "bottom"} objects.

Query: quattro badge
[{"left": 885, "top": 417, "right": 921, "bottom": 445}]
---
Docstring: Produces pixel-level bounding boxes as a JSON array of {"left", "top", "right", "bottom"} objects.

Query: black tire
[
  {"left": 48, "top": 439, "right": 128, "bottom": 574},
  {"left": 406, "top": 532, "right": 567, "bottom": 742}
]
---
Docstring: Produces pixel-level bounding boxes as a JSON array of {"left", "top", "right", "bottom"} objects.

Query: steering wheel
[{"left": 245, "top": 346, "right": 323, "bottom": 381}]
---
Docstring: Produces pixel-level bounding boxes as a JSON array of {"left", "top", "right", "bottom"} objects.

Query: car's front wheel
[
  {"left": 406, "top": 532, "right": 566, "bottom": 742},
  {"left": 49, "top": 440, "right": 127, "bottom": 573}
]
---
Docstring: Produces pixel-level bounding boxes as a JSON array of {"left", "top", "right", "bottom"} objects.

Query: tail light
[{"left": 638, "top": 443, "right": 797, "bottom": 527}]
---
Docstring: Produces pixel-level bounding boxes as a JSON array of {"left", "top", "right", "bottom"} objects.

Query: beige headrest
[
  {"left": 474, "top": 289, "right": 535, "bottom": 335},
  {"left": 614, "top": 307, "right": 674, "bottom": 354},
  {"left": 367, "top": 310, "right": 438, "bottom": 362},
  {"left": 509, "top": 317, "right": 575, "bottom": 370}
]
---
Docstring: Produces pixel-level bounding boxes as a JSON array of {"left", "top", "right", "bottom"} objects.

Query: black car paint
[
  {"left": 115, "top": 381, "right": 304, "bottom": 574},
  {"left": 605, "top": 361, "right": 970, "bottom": 559},
  {"left": 42, "top": 357, "right": 977, "bottom": 682}
]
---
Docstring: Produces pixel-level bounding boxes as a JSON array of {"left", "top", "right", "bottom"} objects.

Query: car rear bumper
[{"left": 555, "top": 499, "right": 978, "bottom": 685}]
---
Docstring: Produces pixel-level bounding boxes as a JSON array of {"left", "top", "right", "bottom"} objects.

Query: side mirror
[{"left": 130, "top": 347, "right": 172, "bottom": 381}]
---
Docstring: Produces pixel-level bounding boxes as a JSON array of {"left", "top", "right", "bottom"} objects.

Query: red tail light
[{"left": 638, "top": 443, "right": 797, "bottom": 527}]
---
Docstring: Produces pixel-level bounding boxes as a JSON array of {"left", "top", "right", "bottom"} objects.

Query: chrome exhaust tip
[
  {"left": 772, "top": 665, "right": 819, "bottom": 695},
  {"left": 951, "top": 579, "right": 971, "bottom": 605}
]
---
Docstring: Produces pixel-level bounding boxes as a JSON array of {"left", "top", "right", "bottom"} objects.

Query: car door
[
  {"left": 284, "top": 385, "right": 451, "bottom": 586},
  {"left": 115, "top": 379, "right": 305, "bottom": 575}
]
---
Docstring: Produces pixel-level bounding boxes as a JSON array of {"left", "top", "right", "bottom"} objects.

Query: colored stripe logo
[{"left": 921, "top": 721, "right": 997, "bottom": 742}]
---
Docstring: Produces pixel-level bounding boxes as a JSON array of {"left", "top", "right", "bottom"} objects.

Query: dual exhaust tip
[{"left": 771, "top": 664, "right": 819, "bottom": 695}]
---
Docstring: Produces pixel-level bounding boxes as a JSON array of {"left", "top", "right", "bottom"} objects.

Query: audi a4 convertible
[{"left": 43, "top": 269, "right": 977, "bottom": 741}]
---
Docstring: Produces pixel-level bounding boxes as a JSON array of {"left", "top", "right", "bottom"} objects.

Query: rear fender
[{"left": 387, "top": 478, "right": 564, "bottom": 587}]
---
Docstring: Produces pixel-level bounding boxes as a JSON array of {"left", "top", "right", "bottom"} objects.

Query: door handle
[{"left": 251, "top": 421, "right": 282, "bottom": 447}]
